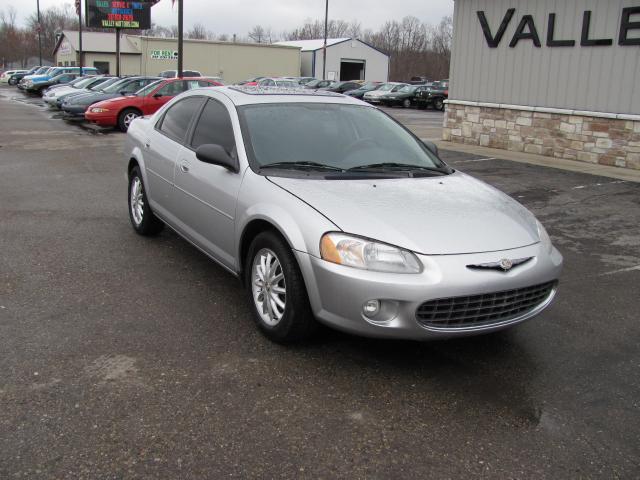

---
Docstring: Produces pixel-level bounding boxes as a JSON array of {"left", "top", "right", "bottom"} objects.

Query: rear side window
[
  {"left": 158, "top": 97, "right": 204, "bottom": 143},
  {"left": 190, "top": 99, "right": 236, "bottom": 153}
]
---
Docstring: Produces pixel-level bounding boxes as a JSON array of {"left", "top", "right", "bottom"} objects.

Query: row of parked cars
[
  {"left": 233, "top": 76, "right": 449, "bottom": 110},
  {"left": 4, "top": 67, "right": 224, "bottom": 132}
]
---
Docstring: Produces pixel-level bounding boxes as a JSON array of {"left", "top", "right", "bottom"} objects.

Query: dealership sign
[
  {"left": 150, "top": 50, "right": 178, "bottom": 60},
  {"left": 86, "top": 0, "right": 152, "bottom": 29},
  {"left": 477, "top": 7, "right": 640, "bottom": 48}
]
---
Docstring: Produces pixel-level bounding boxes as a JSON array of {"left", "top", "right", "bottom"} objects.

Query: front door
[{"left": 172, "top": 97, "right": 243, "bottom": 270}]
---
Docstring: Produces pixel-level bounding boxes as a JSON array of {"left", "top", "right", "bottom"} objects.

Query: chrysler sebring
[{"left": 124, "top": 86, "right": 562, "bottom": 343}]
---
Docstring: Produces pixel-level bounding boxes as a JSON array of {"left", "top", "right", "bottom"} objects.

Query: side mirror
[
  {"left": 422, "top": 140, "right": 439, "bottom": 157},
  {"left": 195, "top": 144, "right": 238, "bottom": 172},
  {"left": 119, "top": 90, "right": 128, "bottom": 95},
  {"left": 153, "top": 92, "right": 163, "bottom": 98}
]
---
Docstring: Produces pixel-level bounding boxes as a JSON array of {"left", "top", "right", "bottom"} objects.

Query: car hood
[
  {"left": 65, "top": 92, "right": 118, "bottom": 105},
  {"left": 364, "top": 90, "right": 388, "bottom": 97},
  {"left": 268, "top": 171, "right": 540, "bottom": 255},
  {"left": 26, "top": 75, "right": 50, "bottom": 82},
  {"left": 99, "top": 95, "right": 138, "bottom": 105}
]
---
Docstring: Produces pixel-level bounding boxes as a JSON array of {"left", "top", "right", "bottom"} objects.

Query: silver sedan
[{"left": 125, "top": 86, "right": 563, "bottom": 343}]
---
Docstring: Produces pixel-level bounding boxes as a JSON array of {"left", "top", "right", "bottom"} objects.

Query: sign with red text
[{"left": 86, "top": 0, "right": 152, "bottom": 29}]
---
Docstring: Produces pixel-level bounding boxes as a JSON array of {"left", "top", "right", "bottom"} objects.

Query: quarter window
[
  {"left": 158, "top": 97, "right": 204, "bottom": 143},
  {"left": 190, "top": 99, "right": 236, "bottom": 153}
]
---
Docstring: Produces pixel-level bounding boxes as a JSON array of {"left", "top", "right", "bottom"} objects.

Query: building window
[
  {"left": 70, "top": 61, "right": 76, "bottom": 66},
  {"left": 64, "top": 61, "right": 69, "bottom": 66}
]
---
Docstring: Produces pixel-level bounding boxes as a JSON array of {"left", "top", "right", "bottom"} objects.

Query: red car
[{"left": 85, "top": 77, "right": 222, "bottom": 131}]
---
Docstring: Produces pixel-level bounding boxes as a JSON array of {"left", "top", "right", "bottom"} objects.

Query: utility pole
[
  {"left": 36, "top": 0, "right": 42, "bottom": 66},
  {"left": 177, "top": 0, "right": 183, "bottom": 77},
  {"left": 115, "top": 28, "right": 121, "bottom": 76},
  {"left": 322, "top": 0, "right": 328, "bottom": 80},
  {"left": 76, "top": 0, "right": 83, "bottom": 74}
]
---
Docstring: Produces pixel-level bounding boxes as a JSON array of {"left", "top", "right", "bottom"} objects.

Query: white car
[
  {"left": 363, "top": 82, "right": 408, "bottom": 103},
  {"left": 0, "top": 70, "right": 28, "bottom": 84}
]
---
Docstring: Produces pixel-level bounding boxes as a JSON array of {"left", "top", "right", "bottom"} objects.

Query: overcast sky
[{"left": 4, "top": 0, "right": 453, "bottom": 35}]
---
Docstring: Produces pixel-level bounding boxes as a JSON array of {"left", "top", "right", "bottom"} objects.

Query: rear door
[
  {"left": 172, "top": 97, "right": 243, "bottom": 269},
  {"left": 143, "top": 96, "right": 205, "bottom": 216}
]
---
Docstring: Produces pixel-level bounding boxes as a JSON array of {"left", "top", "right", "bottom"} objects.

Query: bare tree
[
  {"left": 187, "top": 22, "right": 211, "bottom": 40},
  {"left": 248, "top": 25, "right": 266, "bottom": 43}
]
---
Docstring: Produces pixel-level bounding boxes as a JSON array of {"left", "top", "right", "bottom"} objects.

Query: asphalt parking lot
[{"left": 1, "top": 86, "right": 639, "bottom": 479}]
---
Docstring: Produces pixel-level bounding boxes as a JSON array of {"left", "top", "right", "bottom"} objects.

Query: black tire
[
  {"left": 118, "top": 108, "right": 141, "bottom": 132},
  {"left": 402, "top": 98, "right": 411, "bottom": 108},
  {"left": 434, "top": 98, "right": 445, "bottom": 111},
  {"left": 8, "top": 77, "right": 16, "bottom": 85},
  {"left": 128, "top": 166, "right": 164, "bottom": 236},
  {"left": 245, "top": 230, "right": 317, "bottom": 343}
]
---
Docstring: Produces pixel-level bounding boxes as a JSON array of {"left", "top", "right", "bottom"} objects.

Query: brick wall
[{"left": 443, "top": 104, "right": 640, "bottom": 170}]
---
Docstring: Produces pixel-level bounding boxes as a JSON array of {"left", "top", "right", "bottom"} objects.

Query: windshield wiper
[
  {"left": 259, "top": 161, "right": 344, "bottom": 172},
  {"left": 347, "top": 162, "right": 447, "bottom": 175}
]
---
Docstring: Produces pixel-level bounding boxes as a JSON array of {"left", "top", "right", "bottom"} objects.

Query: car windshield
[
  {"left": 359, "top": 83, "right": 379, "bottom": 91},
  {"left": 101, "top": 78, "right": 132, "bottom": 93},
  {"left": 136, "top": 80, "right": 162, "bottom": 96},
  {"left": 74, "top": 77, "right": 98, "bottom": 88},
  {"left": 399, "top": 85, "right": 417, "bottom": 93},
  {"left": 238, "top": 103, "right": 449, "bottom": 175},
  {"left": 159, "top": 71, "right": 175, "bottom": 78},
  {"left": 378, "top": 83, "right": 397, "bottom": 92},
  {"left": 305, "top": 79, "right": 322, "bottom": 87}
]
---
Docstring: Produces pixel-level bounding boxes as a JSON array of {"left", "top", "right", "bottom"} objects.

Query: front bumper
[
  {"left": 85, "top": 110, "right": 118, "bottom": 126},
  {"left": 295, "top": 242, "right": 563, "bottom": 340},
  {"left": 363, "top": 96, "right": 382, "bottom": 104},
  {"left": 61, "top": 103, "right": 89, "bottom": 116}
]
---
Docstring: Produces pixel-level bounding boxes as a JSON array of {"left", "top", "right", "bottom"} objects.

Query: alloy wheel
[
  {"left": 123, "top": 112, "right": 139, "bottom": 129},
  {"left": 130, "top": 176, "right": 144, "bottom": 226},
  {"left": 251, "top": 248, "right": 287, "bottom": 326}
]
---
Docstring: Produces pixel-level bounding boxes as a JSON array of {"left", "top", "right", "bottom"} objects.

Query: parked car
[
  {"left": 236, "top": 76, "right": 265, "bottom": 86},
  {"left": 257, "top": 77, "right": 300, "bottom": 88},
  {"left": 42, "top": 75, "right": 90, "bottom": 95},
  {"left": 61, "top": 76, "right": 159, "bottom": 117},
  {"left": 25, "top": 72, "right": 81, "bottom": 95},
  {"left": 86, "top": 77, "right": 222, "bottom": 131},
  {"left": 124, "top": 87, "right": 562, "bottom": 343},
  {"left": 319, "top": 81, "right": 363, "bottom": 94},
  {"left": 7, "top": 66, "right": 42, "bottom": 85},
  {"left": 380, "top": 84, "right": 430, "bottom": 108},
  {"left": 19, "top": 66, "right": 99, "bottom": 91},
  {"left": 409, "top": 76, "right": 431, "bottom": 85},
  {"left": 362, "top": 82, "right": 408, "bottom": 104},
  {"left": 343, "top": 81, "right": 382, "bottom": 99},
  {"left": 304, "top": 79, "right": 336, "bottom": 90},
  {"left": 1, "top": 69, "right": 28, "bottom": 84},
  {"left": 415, "top": 82, "right": 448, "bottom": 111},
  {"left": 159, "top": 70, "right": 202, "bottom": 78},
  {"left": 44, "top": 76, "right": 117, "bottom": 107},
  {"left": 296, "top": 77, "right": 316, "bottom": 85}
]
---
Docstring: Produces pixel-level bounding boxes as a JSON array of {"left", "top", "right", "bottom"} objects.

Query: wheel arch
[{"left": 238, "top": 218, "right": 294, "bottom": 282}]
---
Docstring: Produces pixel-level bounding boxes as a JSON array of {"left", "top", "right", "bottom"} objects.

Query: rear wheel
[
  {"left": 118, "top": 108, "right": 141, "bottom": 132},
  {"left": 402, "top": 98, "right": 412, "bottom": 108},
  {"left": 245, "top": 231, "right": 317, "bottom": 343},
  {"left": 128, "top": 166, "right": 164, "bottom": 236}
]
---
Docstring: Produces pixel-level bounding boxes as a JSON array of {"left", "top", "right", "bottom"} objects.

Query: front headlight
[
  {"left": 320, "top": 233, "right": 422, "bottom": 274},
  {"left": 90, "top": 107, "right": 109, "bottom": 113},
  {"left": 536, "top": 220, "right": 553, "bottom": 254}
]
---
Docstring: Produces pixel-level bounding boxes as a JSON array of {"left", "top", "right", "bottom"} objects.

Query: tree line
[{"left": 2, "top": 4, "right": 451, "bottom": 81}]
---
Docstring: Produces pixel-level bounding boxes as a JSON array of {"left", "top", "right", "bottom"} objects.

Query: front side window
[
  {"left": 190, "top": 99, "right": 236, "bottom": 153},
  {"left": 158, "top": 96, "right": 204, "bottom": 143},
  {"left": 157, "top": 81, "right": 188, "bottom": 96}
]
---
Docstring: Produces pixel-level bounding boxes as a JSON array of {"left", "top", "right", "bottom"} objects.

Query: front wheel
[
  {"left": 245, "top": 231, "right": 317, "bottom": 343},
  {"left": 434, "top": 98, "right": 445, "bottom": 111},
  {"left": 118, "top": 108, "right": 141, "bottom": 132},
  {"left": 128, "top": 166, "right": 164, "bottom": 236},
  {"left": 402, "top": 99, "right": 411, "bottom": 108}
]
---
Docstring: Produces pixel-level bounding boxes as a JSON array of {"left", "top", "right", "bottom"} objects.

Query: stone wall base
[{"left": 442, "top": 104, "right": 640, "bottom": 170}]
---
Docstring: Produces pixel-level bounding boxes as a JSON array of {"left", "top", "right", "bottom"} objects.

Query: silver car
[{"left": 125, "top": 86, "right": 563, "bottom": 343}]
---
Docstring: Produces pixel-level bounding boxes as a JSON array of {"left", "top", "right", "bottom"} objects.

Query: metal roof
[{"left": 274, "top": 38, "right": 351, "bottom": 52}]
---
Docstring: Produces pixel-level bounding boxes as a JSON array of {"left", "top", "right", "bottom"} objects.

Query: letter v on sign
[{"left": 477, "top": 9, "right": 516, "bottom": 48}]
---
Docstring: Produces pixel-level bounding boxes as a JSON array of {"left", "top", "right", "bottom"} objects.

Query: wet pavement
[{"left": 1, "top": 86, "right": 639, "bottom": 479}]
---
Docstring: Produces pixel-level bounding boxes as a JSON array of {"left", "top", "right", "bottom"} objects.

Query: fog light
[{"left": 363, "top": 300, "right": 380, "bottom": 318}]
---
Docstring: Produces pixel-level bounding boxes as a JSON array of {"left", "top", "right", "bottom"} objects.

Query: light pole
[
  {"left": 322, "top": 0, "right": 328, "bottom": 80},
  {"left": 177, "top": 0, "right": 183, "bottom": 77},
  {"left": 36, "top": 0, "right": 42, "bottom": 66}
]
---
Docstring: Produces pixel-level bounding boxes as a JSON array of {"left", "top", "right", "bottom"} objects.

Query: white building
[{"left": 274, "top": 38, "right": 389, "bottom": 82}]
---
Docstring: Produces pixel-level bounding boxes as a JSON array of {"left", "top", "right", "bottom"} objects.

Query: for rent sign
[
  {"left": 86, "top": 0, "right": 152, "bottom": 29},
  {"left": 150, "top": 50, "right": 178, "bottom": 60}
]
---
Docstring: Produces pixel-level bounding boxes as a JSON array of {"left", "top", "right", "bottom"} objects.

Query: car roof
[{"left": 190, "top": 85, "right": 370, "bottom": 106}]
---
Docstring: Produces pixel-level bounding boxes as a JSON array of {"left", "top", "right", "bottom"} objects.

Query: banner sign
[
  {"left": 86, "top": 0, "right": 152, "bottom": 29},
  {"left": 150, "top": 50, "right": 178, "bottom": 60}
]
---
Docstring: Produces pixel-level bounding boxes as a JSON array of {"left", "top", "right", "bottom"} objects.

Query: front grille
[{"left": 416, "top": 281, "right": 557, "bottom": 330}]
